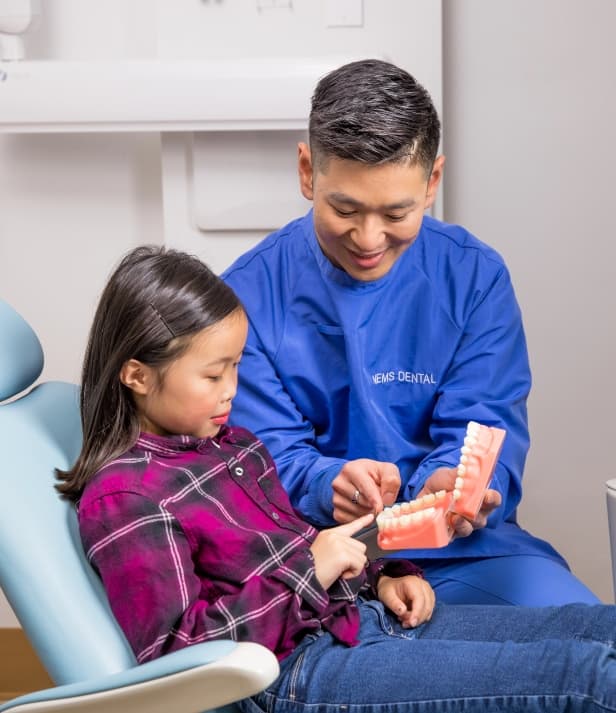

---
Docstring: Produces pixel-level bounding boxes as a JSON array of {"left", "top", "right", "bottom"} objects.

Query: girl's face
[{"left": 127, "top": 310, "right": 248, "bottom": 440}]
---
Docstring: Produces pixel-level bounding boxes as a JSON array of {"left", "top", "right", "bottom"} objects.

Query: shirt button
[
  {"left": 234, "top": 466, "right": 244, "bottom": 476},
  {"left": 272, "top": 512, "right": 280, "bottom": 520}
]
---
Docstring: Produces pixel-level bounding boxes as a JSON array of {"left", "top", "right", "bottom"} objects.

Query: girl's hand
[
  {"left": 310, "top": 513, "right": 374, "bottom": 590},
  {"left": 377, "top": 574, "right": 435, "bottom": 628}
]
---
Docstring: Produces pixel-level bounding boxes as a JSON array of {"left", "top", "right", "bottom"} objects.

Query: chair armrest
[{"left": 0, "top": 640, "right": 279, "bottom": 713}]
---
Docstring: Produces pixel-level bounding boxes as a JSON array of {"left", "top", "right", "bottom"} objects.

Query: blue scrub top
[{"left": 223, "top": 211, "right": 565, "bottom": 563}]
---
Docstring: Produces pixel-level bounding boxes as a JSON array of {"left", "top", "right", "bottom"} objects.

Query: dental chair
[
  {"left": 0, "top": 298, "right": 279, "bottom": 713},
  {"left": 606, "top": 479, "right": 616, "bottom": 602}
]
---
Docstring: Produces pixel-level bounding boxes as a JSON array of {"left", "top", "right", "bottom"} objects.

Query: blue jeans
[{"left": 239, "top": 599, "right": 616, "bottom": 712}]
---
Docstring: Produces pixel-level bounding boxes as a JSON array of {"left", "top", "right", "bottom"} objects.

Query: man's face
[{"left": 298, "top": 144, "right": 444, "bottom": 282}]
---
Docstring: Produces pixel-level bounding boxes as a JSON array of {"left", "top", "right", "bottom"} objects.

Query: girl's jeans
[{"left": 239, "top": 599, "right": 616, "bottom": 712}]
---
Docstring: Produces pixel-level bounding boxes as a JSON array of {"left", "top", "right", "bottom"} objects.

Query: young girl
[{"left": 58, "top": 245, "right": 616, "bottom": 712}]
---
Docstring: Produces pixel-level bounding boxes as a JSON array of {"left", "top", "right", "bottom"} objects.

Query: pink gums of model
[{"left": 376, "top": 421, "right": 506, "bottom": 550}]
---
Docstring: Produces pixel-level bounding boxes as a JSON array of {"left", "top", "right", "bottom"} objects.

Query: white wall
[
  {"left": 443, "top": 0, "right": 616, "bottom": 602},
  {"left": 2, "top": 0, "right": 614, "bottom": 629},
  {"left": 0, "top": 0, "right": 442, "bottom": 624},
  {"left": 0, "top": 0, "right": 165, "bottom": 626},
  {"left": 154, "top": 0, "right": 443, "bottom": 272}
]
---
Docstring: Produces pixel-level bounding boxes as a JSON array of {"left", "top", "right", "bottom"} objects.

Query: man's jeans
[{"left": 240, "top": 599, "right": 616, "bottom": 712}]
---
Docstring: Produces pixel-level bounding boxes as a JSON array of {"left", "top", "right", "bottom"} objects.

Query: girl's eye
[
  {"left": 385, "top": 214, "right": 407, "bottom": 222},
  {"left": 206, "top": 375, "right": 222, "bottom": 382}
]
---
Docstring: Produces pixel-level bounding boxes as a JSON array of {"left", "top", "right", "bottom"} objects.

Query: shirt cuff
[{"left": 364, "top": 558, "right": 424, "bottom": 599}]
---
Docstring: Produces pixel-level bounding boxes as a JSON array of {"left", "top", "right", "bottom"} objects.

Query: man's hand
[
  {"left": 417, "top": 466, "right": 502, "bottom": 538},
  {"left": 331, "top": 459, "right": 401, "bottom": 523}
]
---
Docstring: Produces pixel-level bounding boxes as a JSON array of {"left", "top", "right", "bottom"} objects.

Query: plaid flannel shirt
[{"left": 78, "top": 426, "right": 421, "bottom": 662}]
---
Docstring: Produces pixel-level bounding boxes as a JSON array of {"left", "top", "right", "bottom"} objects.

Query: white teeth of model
[
  {"left": 457, "top": 464, "right": 466, "bottom": 476},
  {"left": 423, "top": 506, "right": 436, "bottom": 519},
  {"left": 467, "top": 421, "right": 480, "bottom": 433},
  {"left": 411, "top": 510, "right": 425, "bottom": 523},
  {"left": 461, "top": 445, "right": 472, "bottom": 455},
  {"left": 460, "top": 454, "right": 468, "bottom": 464},
  {"left": 400, "top": 515, "right": 411, "bottom": 528},
  {"left": 464, "top": 435, "right": 477, "bottom": 447},
  {"left": 436, "top": 489, "right": 446, "bottom": 499},
  {"left": 382, "top": 507, "right": 393, "bottom": 518},
  {"left": 392, "top": 504, "right": 401, "bottom": 515},
  {"left": 455, "top": 477, "right": 464, "bottom": 490},
  {"left": 453, "top": 488, "right": 461, "bottom": 500},
  {"left": 400, "top": 502, "right": 410, "bottom": 514},
  {"left": 423, "top": 493, "right": 436, "bottom": 505},
  {"left": 376, "top": 513, "right": 386, "bottom": 528},
  {"left": 410, "top": 499, "right": 422, "bottom": 511}
]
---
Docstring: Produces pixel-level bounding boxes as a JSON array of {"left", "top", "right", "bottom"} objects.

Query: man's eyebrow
[
  {"left": 327, "top": 192, "right": 362, "bottom": 206},
  {"left": 327, "top": 192, "right": 416, "bottom": 210}
]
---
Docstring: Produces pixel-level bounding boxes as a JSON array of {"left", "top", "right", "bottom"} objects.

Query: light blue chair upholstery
[
  {"left": 606, "top": 479, "right": 616, "bottom": 603},
  {"left": 0, "top": 299, "right": 279, "bottom": 713}
]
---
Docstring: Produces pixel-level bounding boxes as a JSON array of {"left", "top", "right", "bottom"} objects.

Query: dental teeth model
[{"left": 376, "top": 421, "right": 506, "bottom": 550}]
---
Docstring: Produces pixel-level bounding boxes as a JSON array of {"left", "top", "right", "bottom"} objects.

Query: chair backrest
[{"left": 0, "top": 299, "right": 137, "bottom": 684}]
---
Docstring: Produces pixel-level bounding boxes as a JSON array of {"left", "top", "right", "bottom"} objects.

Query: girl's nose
[{"left": 222, "top": 376, "right": 238, "bottom": 402}]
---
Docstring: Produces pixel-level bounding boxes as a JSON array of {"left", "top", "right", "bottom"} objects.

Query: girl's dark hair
[
  {"left": 309, "top": 58, "right": 441, "bottom": 175},
  {"left": 56, "top": 245, "right": 242, "bottom": 501}
]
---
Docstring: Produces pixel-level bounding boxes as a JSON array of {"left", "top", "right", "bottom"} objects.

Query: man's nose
[{"left": 352, "top": 216, "right": 385, "bottom": 252}]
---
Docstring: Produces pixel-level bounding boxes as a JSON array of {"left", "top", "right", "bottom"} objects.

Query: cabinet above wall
[{"left": 0, "top": 57, "right": 353, "bottom": 133}]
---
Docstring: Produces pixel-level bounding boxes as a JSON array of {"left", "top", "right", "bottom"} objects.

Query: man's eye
[{"left": 334, "top": 207, "right": 356, "bottom": 217}]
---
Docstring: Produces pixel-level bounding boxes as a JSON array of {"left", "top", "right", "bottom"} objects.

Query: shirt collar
[{"left": 136, "top": 425, "right": 237, "bottom": 455}]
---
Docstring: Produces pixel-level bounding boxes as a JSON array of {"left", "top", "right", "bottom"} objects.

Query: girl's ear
[{"left": 120, "top": 359, "right": 152, "bottom": 395}]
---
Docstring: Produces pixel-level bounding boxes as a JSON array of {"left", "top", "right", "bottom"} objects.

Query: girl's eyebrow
[{"left": 203, "top": 351, "right": 244, "bottom": 367}]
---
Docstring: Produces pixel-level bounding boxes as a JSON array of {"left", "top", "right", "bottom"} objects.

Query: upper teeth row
[{"left": 456, "top": 421, "right": 483, "bottom": 488}]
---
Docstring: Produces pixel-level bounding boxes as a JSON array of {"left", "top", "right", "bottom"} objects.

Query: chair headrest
[{"left": 0, "top": 299, "right": 44, "bottom": 401}]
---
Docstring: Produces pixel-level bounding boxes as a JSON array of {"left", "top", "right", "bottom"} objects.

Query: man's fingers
[
  {"left": 481, "top": 488, "right": 502, "bottom": 510},
  {"left": 449, "top": 513, "right": 474, "bottom": 538},
  {"left": 379, "top": 467, "right": 401, "bottom": 507},
  {"left": 354, "top": 478, "right": 384, "bottom": 511}
]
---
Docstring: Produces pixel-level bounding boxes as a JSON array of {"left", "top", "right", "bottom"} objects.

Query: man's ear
[
  {"left": 120, "top": 359, "right": 152, "bottom": 396},
  {"left": 424, "top": 154, "right": 446, "bottom": 210},
  {"left": 298, "top": 142, "right": 314, "bottom": 201}
]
